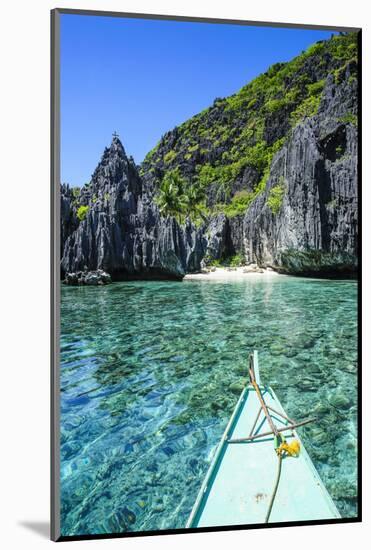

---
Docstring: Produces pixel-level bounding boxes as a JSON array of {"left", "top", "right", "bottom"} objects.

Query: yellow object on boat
[{"left": 277, "top": 439, "right": 301, "bottom": 457}]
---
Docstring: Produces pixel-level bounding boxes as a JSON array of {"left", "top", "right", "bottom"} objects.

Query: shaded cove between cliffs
[{"left": 60, "top": 276, "right": 358, "bottom": 536}]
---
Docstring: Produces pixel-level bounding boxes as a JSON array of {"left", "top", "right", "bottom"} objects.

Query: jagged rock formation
[
  {"left": 61, "top": 32, "right": 358, "bottom": 280},
  {"left": 243, "top": 70, "right": 358, "bottom": 275},
  {"left": 61, "top": 138, "right": 206, "bottom": 279}
]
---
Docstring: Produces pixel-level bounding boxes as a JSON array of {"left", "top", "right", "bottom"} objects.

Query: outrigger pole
[
  {"left": 228, "top": 353, "right": 316, "bottom": 523},
  {"left": 228, "top": 354, "right": 315, "bottom": 444}
]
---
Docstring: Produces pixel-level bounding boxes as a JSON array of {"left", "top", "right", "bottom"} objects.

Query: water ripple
[{"left": 60, "top": 277, "right": 357, "bottom": 535}]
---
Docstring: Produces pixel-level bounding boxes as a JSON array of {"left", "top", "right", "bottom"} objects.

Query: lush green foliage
[
  {"left": 155, "top": 169, "right": 185, "bottom": 220},
  {"left": 143, "top": 32, "right": 358, "bottom": 222},
  {"left": 163, "top": 150, "right": 178, "bottom": 164},
  {"left": 267, "top": 178, "right": 286, "bottom": 214},
  {"left": 338, "top": 112, "right": 357, "bottom": 126},
  {"left": 155, "top": 169, "right": 205, "bottom": 224},
  {"left": 195, "top": 136, "right": 285, "bottom": 203},
  {"left": 290, "top": 95, "right": 321, "bottom": 126},
  {"left": 229, "top": 254, "right": 245, "bottom": 267},
  {"left": 77, "top": 205, "right": 89, "bottom": 222},
  {"left": 222, "top": 190, "right": 254, "bottom": 217},
  {"left": 208, "top": 253, "right": 245, "bottom": 267},
  {"left": 208, "top": 258, "right": 222, "bottom": 267}
]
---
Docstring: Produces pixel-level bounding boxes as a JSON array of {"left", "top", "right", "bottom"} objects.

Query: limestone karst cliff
[{"left": 61, "top": 32, "right": 358, "bottom": 280}]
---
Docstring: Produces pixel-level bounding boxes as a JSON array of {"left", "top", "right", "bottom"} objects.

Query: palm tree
[
  {"left": 183, "top": 184, "right": 208, "bottom": 221},
  {"left": 156, "top": 170, "right": 187, "bottom": 223},
  {"left": 156, "top": 169, "right": 210, "bottom": 225}
]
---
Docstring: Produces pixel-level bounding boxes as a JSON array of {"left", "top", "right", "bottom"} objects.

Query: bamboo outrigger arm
[
  {"left": 228, "top": 417, "right": 315, "bottom": 443},
  {"left": 228, "top": 354, "right": 315, "bottom": 444}
]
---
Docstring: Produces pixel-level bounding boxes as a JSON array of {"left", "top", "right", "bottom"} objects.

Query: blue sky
[{"left": 61, "top": 14, "right": 336, "bottom": 186}]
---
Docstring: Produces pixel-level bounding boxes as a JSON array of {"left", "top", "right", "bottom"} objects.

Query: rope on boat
[
  {"left": 247, "top": 353, "right": 302, "bottom": 523},
  {"left": 265, "top": 454, "right": 283, "bottom": 523},
  {"left": 264, "top": 437, "right": 300, "bottom": 523}
]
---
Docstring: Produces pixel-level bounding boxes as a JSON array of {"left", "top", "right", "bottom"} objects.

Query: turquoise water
[{"left": 60, "top": 277, "right": 358, "bottom": 536}]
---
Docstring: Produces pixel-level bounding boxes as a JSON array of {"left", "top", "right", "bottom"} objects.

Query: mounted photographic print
[{"left": 51, "top": 8, "right": 361, "bottom": 541}]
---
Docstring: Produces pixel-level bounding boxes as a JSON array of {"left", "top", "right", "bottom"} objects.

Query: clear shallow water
[{"left": 60, "top": 277, "right": 358, "bottom": 536}]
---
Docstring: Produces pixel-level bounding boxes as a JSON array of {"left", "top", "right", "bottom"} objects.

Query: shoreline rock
[{"left": 63, "top": 270, "right": 112, "bottom": 286}]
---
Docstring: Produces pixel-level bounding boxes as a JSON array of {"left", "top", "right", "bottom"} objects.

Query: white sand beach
[{"left": 183, "top": 266, "right": 285, "bottom": 281}]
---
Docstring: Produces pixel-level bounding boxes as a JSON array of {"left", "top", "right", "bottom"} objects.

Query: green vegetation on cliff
[
  {"left": 267, "top": 177, "right": 287, "bottom": 215},
  {"left": 141, "top": 32, "right": 358, "bottom": 224},
  {"left": 155, "top": 169, "right": 205, "bottom": 225},
  {"left": 77, "top": 205, "right": 89, "bottom": 222}
]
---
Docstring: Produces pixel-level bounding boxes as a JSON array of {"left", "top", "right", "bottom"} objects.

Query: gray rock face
[
  {"left": 201, "top": 214, "right": 229, "bottom": 266},
  {"left": 64, "top": 270, "right": 112, "bottom": 285},
  {"left": 61, "top": 138, "right": 204, "bottom": 280},
  {"left": 61, "top": 64, "right": 358, "bottom": 280},
  {"left": 60, "top": 184, "right": 78, "bottom": 258},
  {"left": 242, "top": 74, "right": 358, "bottom": 275}
]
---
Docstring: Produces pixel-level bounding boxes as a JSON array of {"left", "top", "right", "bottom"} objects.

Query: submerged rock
[
  {"left": 285, "top": 348, "right": 298, "bottom": 358},
  {"left": 344, "top": 363, "right": 357, "bottom": 374},
  {"left": 153, "top": 504, "right": 165, "bottom": 513},
  {"left": 328, "top": 479, "right": 357, "bottom": 501},
  {"left": 310, "top": 427, "right": 328, "bottom": 445},
  {"left": 312, "top": 402, "right": 331, "bottom": 416},
  {"left": 297, "top": 378, "right": 318, "bottom": 391},
  {"left": 328, "top": 391, "right": 351, "bottom": 410},
  {"left": 228, "top": 379, "right": 245, "bottom": 395},
  {"left": 120, "top": 507, "right": 136, "bottom": 525}
]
